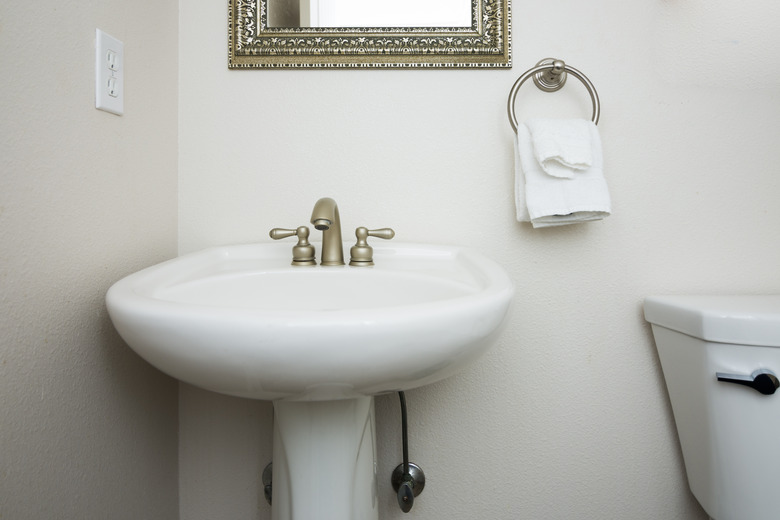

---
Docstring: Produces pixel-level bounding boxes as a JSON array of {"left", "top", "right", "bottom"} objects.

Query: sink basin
[{"left": 106, "top": 241, "right": 513, "bottom": 401}]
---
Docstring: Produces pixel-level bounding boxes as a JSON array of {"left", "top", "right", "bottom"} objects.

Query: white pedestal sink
[{"left": 106, "top": 241, "right": 513, "bottom": 519}]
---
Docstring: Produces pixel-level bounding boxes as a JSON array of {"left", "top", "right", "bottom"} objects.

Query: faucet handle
[
  {"left": 349, "top": 227, "right": 395, "bottom": 266},
  {"left": 269, "top": 226, "right": 316, "bottom": 266}
]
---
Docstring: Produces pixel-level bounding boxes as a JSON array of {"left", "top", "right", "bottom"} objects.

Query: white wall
[
  {"left": 0, "top": 0, "right": 179, "bottom": 517},
  {"left": 178, "top": 1, "right": 780, "bottom": 519}
]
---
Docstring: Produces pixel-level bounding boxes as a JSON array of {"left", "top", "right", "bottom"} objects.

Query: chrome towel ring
[{"left": 507, "top": 58, "right": 601, "bottom": 133}]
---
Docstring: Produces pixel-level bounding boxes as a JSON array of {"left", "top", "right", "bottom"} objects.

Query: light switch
[
  {"left": 107, "top": 77, "right": 119, "bottom": 97},
  {"left": 96, "top": 29, "right": 123, "bottom": 115},
  {"left": 107, "top": 49, "right": 119, "bottom": 71}
]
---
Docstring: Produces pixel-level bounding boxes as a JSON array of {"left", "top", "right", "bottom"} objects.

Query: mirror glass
[
  {"left": 229, "top": 0, "right": 511, "bottom": 68},
  {"left": 268, "top": 0, "right": 472, "bottom": 28}
]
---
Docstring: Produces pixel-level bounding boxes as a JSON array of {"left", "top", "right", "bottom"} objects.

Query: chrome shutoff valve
[
  {"left": 392, "top": 463, "right": 425, "bottom": 513},
  {"left": 269, "top": 226, "right": 316, "bottom": 266},
  {"left": 349, "top": 227, "right": 395, "bottom": 266}
]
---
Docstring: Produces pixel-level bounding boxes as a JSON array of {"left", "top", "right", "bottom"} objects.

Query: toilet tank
[{"left": 644, "top": 295, "right": 780, "bottom": 520}]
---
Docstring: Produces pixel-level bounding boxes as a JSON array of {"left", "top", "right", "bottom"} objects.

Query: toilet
[{"left": 644, "top": 295, "right": 780, "bottom": 520}]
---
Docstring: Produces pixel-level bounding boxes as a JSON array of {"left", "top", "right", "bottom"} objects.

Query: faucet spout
[{"left": 310, "top": 197, "right": 345, "bottom": 266}]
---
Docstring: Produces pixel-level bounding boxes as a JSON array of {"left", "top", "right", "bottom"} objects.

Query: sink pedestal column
[{"left": 272, "top": 396, "right": 378, "bottom": 520}]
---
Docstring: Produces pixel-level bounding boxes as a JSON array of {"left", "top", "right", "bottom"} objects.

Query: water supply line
[{"left": 392, "top": 391, "right": 425, "bottom": 513}]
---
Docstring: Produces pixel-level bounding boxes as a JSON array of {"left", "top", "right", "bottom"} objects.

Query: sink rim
[{"left": 111, "top": 241, "right": 511, "bottom": 317}]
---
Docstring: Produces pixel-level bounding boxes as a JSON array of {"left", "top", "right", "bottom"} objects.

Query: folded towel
[
  {"left": 525, "top": 118, "right": 593, "bottom": 179},
  {"left": 515, "top": 119, "right": 611, "bottom": 228}
]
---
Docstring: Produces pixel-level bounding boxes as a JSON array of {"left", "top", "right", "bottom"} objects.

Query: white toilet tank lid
[{"left": 644, "top": 295, "right": 780, "bottom": 347}]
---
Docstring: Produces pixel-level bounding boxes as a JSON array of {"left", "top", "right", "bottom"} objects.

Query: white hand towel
[
  {"left": 514, "top": 119, "right": 611, "bottom": 228},
  {"left": 525, "top": 118, "right": 593, "bottom": 179}
]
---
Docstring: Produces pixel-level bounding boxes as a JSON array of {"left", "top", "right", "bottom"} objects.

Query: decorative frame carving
[{"left": 228, "top": 0, "right": 511, "bottom": 68}]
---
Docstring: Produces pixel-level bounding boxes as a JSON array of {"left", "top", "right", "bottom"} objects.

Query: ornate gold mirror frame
[{"left": 228, "top": 0, "right": 511, "bottom": 68}]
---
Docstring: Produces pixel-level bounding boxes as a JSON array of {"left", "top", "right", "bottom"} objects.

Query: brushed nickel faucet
[{"left": 310, "top": 197, "right": 345, "bottom": 266}]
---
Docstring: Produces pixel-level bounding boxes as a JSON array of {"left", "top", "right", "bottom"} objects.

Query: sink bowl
[{"left": 106, "top": 241, "right": 513, "bottom": 401}]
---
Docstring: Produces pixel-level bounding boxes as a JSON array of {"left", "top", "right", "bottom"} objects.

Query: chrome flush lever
[{"left": 716, "top": 369, "right": 780, "bottom": 395}]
